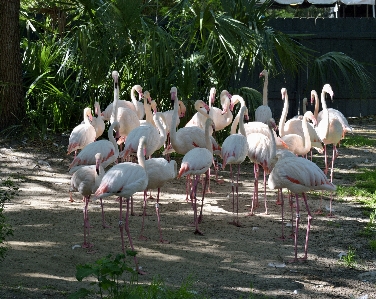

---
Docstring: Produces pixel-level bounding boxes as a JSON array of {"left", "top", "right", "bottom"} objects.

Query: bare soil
[{"left": 1, "top": 116, "right": 376, "bottom": 299}]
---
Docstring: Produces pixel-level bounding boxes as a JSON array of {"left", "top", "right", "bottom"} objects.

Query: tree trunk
[{"left": 0, "top": 0, "right": 24, "bottom": 131}]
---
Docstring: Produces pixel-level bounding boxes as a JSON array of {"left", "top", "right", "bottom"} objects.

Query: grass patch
[
  {"left": 341, "top": 135, "right": 376, "bottom": 148},
  {"left": 339, "top": 246, "right": 357, "bottom": 268}
]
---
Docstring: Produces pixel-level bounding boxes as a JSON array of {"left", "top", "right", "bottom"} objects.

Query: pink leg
[
  {"left": 155, "top": 188, "right": 169, "bottom": 243},
  {"left": 100, "top": 198, "right": 110, "bottom": 228},
  {"left": 82, "top": 196, "right": 93, "bottom": 249},
  {"left": 124, "top": 197, "right": 146, "bottom": 275},
  {"left": 198, "top": 171, "right": 209, "bottom": 224},
  {"left": 263, "top": 170, "right": 268, "bottom": 214},
  {"left": 249, "top": 164, "right": 259, "bottom": 216},
  {"left": 290, "top": 193, "right": 301, "bottom": 263},
  {"left": 139, "top": 191, "right": 148, "bottom": 241},
  {"left": 301, "top": 193, "right": 312, "bottom": 261},
  {"left": 278, "top": 190, "right": 286, "bottom": 240},
  {"left": 192, "top": 175, "right": 204, "bottom": 235}
]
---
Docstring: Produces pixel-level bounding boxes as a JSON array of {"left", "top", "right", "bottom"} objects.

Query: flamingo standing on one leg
[
  {"left": 70, "top": 153, "right": 104, "bottom": 250},
  {"left": 221, "top": 105, "right": 249, "bottom": 226},
  {"left": 93, "top": 136, "right": 148, "bottom": 275},
  {"left": 268, "top": 152, "right": 336, "bottom": 262},
  {"left": 177, "top": 117, "right": 215, "bottom": 235}
]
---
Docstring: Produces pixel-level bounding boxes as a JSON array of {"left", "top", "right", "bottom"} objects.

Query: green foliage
[
  {"left": 339, "top": 246, "right": 357, "bottom": 268},
  {"left": 369, "top": 239, "right": 376, "bottom": 251},
  {"left": 0, "top": 177, "right": 19, "bottom": 261}
]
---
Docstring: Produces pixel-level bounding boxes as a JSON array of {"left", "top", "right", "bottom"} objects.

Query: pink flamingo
[
  {"left": 178, "top": 117, "right": 215, "bottom": 235},
  {"left": 93, "top": 136, "right": 148, "bottom": 275},
  {"left": 130, "top": 84, "right": 145, "bottom": 120},
  {"left": 70, "top": 153, "right": 104, "bottom": 250},
  {"left": 255, "top": 69, "right": 274, "bottom": 124},
  {"left": 312, "top": 85, "right": 343, "bottom": 216},
  {"left": 279, "top": 88, "right": 323, "bottom": 156},
  {"left": 268, "top": 152, "right": 336, "bottom": 262},
  {"left": 247, "top": 119, "right": 277, "bottom": 215},
  {"left": 221, "top": 105, "right": 249, "bottom": 226},
  {"left": 67, "top": 107, "right": 96, "bottom": 156}
]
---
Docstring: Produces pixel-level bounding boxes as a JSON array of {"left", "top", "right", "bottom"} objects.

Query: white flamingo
[
  {"left": 221, "top": 105, "right": 249, "bottom": 226},
  {"left": 268, "top": 152, "right": 336, "bottom": 262},
  {"left": 130, "top": 84, "right": 145, "bottom": 120},
  {"left": 67, "top": 107, "right": 96, "bottom": 156},
  {"left": 178, "top": 117, "right": 215, "bottom": 235},
  {"left": 91, "top": 101, "right": 105, "bottom": 139},
  {"left": 140, "top": 91, "right": 157, "bottom": 127},
  {"left": 247, "top": 119, "right": 277, "bottom": 215},
  {"left": 69, "top": 153, "right": 104, "bottom": 249},
  {"left": 255, "top": 69, "right": 274, "bottom": 124},
  {"left": 279, "top": 88, "right": 312, "bottom": 157},
  {"left": 139, "top": 139, "right": 177, "bottom": 243},
  {"left": 119, "top": 112, "right": 166, "bottom": 160},
  {"left": 93, "top": 136, "right": 148, "bottom": 275}
]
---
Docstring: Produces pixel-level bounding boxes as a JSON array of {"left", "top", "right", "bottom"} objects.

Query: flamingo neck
[
  {"left": 238, "top": 107, "right": 246, "bottom": 137},
  {"left": 262, "top": 74, "right": 268, "bottom": 106},
  {"left": 204, "top": 120, "right": 213, "bottom": 153},
  {"left": 301, "top": 115, "right": 311, "bottom": 153},
  {"left": 278, "top": 94, "right": 289, "bottom": 137},
  {"left": 108, "top": 122, "right": 119, "bottom": 157},
  {"left": 154, "top": 113, "right": 167, "bottom": 147}
]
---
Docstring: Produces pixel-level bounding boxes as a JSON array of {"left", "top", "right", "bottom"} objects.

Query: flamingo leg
[
  {"left": 263, "top": 170, "right": 268, "bottom": 214},
  {"left": 301, "top": 193, "right": 312, "bottom": 261},
  {"left": 155, "top": 188, "right": 169, "bottom": 243},
  {"left": 290, "top": 193, "right": 301, "bottom": 263},
  {"left": 278, "top": 190, "right": 285, "bottom": 240},
  {"left": 192, "top": 175, "right": 204, "bottom": 235},
  {"left": 82, "top": 196, "right": 93, "bottom": 249},
  {"left": 198, "top": 170, "right": 209, "bottom": 224},
  {"left": 139, "top": 191, "right": 148, "bottom": 241},
  {"left": 249, "top": 163, "right": 259, "bottom": 216},
  {"left": 100, "top": 198, "right": 110, "bottom": 228}
]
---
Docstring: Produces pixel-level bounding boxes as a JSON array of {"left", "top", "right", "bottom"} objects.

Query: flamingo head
[
  {"left": 259, "top": 69, "right": 268, "bottom": 78},
  {"left": 178, "top": 100, "right": 186, "bottom": 118},
  {"left": 304, "top": 111, "right": 317, "bottom": 126},
  {"left": 323, "top": 84, "right": 334, "bottom": 101},
  {"left": 170, "top": 86, "right": 178, "bottom": 105},
  {"left": 268, "top": 118, "right": 277, "bottom": 131},
  {"left": 143, "top": 91, "right": 151, "bottom": 103},
  {"left": 310, "top": 90, "right": 317, "bottom": 105},
  {"left": 95, "top": 153, "right": 102, "bottom": 175},
  {"left": 150, "top": 100, "right": 158, "bottom": 114},
  {"left": 112, "top": 71, "right": 119, "bottom": 88},
  {"left": 210, "top": 87, "right": 216, "bottom": 104},
  {"left": 281, "top": 88, "right": 287, "bottom": 100}
]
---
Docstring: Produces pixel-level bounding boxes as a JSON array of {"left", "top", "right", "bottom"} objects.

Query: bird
[
  {"left": 101, "top": 71, "right": 137, "bottom": 122},
  {"left": 255, "top": 69, "right": 274, "bottom": 125},
  {"left": 93, "top": 136, "right": 148, "bottom": 275},
  {"left": 140, "top": 91, "right": 157, "bottom": 127},
  {"left": 69, "top": 153, "right": 104, "bottom": 250},
  {"left": 91, "top": 101, "right": 105, "bottom": 139},
  {"left": 247, "top": 118, "right": 278, "bottom": 215},
  {"left": 67, "top": 107, "right": 96, "bottom": 156},
  {"left": 139, "top": 142, "right": 177, "bottom": 243},
  {"left": 69, "top": 121, "right": 120, "bottom": 171},
  {"left": 185, "top": 99, "right": 212, "bottom": 129},
  {"left": 168, "top": 87, "right": 220, "bottom": 155},
  {"left": 187, "top": 89, "right": 234, "bottom": 133},
  {"left": 221, "top": 105, "right": 249, "bottom": 226},
  {"left": 268, "top": 151, "right": 336, "bottom": 262},
  {"left": 292, "top": 97, "right": 308, "bottom": 120},
  {"left": 279, "top": 88, "right": 312, "bottom": 157},
  {"left": 119, "top": 112, "right": 166, "bottom": 160},
  {"left": 69, "top": 121, "right": 121, "bottom": 227},
  {"left": 130, "top": 84, "right": 145, "bottom": 120},
  {"left": 178, "top": 117, "right": 215, "bottom": 235}
]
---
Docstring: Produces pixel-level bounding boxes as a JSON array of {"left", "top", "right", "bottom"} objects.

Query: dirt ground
[{"left": 1, "top": 116, "right": 376, "bottom": 299}]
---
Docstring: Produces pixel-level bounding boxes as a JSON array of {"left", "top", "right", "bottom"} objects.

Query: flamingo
[
  {"left": 67, "top": 107, "right": 96, "bottom": 156},
  {"left": 279, "top": 89, "right": 323, "bottom": 156},
  {"left": 178, "top": 117, "right": 215, "bottom": 235},
  {"left": 279, "top": 89, "right": 312, "bottom": 157},
  {"left": 139, "top": 145, "right": 177, "bottom": 243},
  {"left": 93, "top": 136, "right": 148, "bottom": 275},
  {"left": 221, "top": 105, "right": 249, "bottom": 226},
  {"left": 268, "top": 152, "right": 336, "bottom": 262},
  {"left": 119, "top": 112, "right": 166, "bottom": 160},
  {"left": 140, "top": 91, "right": 158, "bottom": 127},
  {"left": 130, "top": 84, "right": 145, "bottom": 120},
  {"left": 102, "top": 71, "right": 137, "bottom": 122},
  {"left": 292, "top": 97, "right": 308, "bottom": 120},
  {"left": 91, "top": 101, "right": 105, "bottom": 139},
  {"left": 247, "top": 118, "right": 277, "bottom": 215},
  {"left": 312, "top": 85, "right": 343, "bottom": 216},
  {"left": 255, "top": 69, "right": 274, "bottom": 124},
  {"left": 69, "top": 153, "right": 104, "bottom": 249},
  {"left": 187, "top": 89, "right": 233, "bottom": 133}
]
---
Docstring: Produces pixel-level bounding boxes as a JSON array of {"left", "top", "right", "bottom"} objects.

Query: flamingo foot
[
  {"left": 216, "top": 179, "right": 225, "bottom": 184},
  {"left": 277, "top": 235, "right": 286, "bottom": 241},
  {"left": 314, "top": 209, "right": 324, "bottom": 215},
  {"left": 159, "top": 238, "right": 170, "bottom": 244},
  {"left": 102, "top": 222, "right": 111, "bottom": 229},
  {"left": 289, "top": 256, "right": 308, "bottom": 263},
  {"left": 194, "top": 229, "right": 204, "bottom": 236},
  {"left": 139, "top": 235, "right": 148, "bottom": 241},
  {"left": 198, "top": 215, "right": 203, "bottom": 224},
  {"left": 275, "top": 199, "right": 283, "bottom": 205},
  {"left": 147, "top": 195, "right": 155, "bottom": 200},
  {"left": 228, "top": 220, "right": 242, "bottom": 227},
  {"left": 137, "top": 269, "right": 147, "bottom": 275},
  {"left": 327, "top": 212, "right": 336, "bottom": 218},
  {"left": 82, "top": 242, "right": 94, "bottom": 249}
]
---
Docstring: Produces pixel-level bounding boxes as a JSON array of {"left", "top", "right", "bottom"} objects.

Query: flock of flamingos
[{"left": 67, "top": 70, "right": 353, "bottom": 274}]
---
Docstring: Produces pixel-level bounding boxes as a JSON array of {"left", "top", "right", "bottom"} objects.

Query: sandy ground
[{"left": 1, "top": 116, "right": 376, "bottom": 299}]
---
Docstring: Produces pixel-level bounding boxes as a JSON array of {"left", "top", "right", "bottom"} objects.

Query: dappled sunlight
[
  {"left": 8, "top": 240, "right": 58, "bottom": 248},
  {"left": 17, "top": 273, "right": 78, "bottom": 282}
]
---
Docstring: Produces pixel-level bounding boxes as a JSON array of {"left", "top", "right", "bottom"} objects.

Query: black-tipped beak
[{"left": 96, "top": 168, "right": 99, "bottom": 175}]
